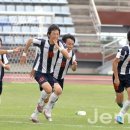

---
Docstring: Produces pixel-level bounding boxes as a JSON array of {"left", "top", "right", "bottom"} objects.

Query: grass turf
[{"left": 0, "top": 82, "right": 129, "bottom": 130}]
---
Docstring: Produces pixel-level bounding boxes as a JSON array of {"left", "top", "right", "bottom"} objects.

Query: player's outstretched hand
[
  {"left": 13, "top": 46, "right": 21, "bottom": 53},
  {"left": 4, "top": 64, "right": 10, "bottom": 70}
]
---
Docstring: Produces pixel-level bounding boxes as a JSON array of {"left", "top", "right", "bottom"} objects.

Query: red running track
[{"left": 3, "top": 74, "right": 112, "bottom": 85}]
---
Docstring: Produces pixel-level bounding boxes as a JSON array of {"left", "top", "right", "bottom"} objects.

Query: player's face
[
  {"left": 49, "top": 30, "right": 60, "bottom": 44},
  {"left": 66, "top": 38, "right": 74, "bottom": 51}
]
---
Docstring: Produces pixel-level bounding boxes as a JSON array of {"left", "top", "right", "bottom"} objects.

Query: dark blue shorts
[
  {"left": 35, "top": 71, "right": 57, "bottom": 87},
  {"left": 55, "top": 78, "right": 64, "bottom": 90},
  {"left": 112, "top": 74, "right": 130, "bottom": 93}
]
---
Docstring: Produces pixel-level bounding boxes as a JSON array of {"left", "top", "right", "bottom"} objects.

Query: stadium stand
[
  {"left": 2, "top": 0, "right": 129, "bottom": 74},
  {"left": 0, "top": 0, "right": 79, "bottom": 75},
  {"left": 95, "top": 0, "right": 130, "bottom": 33},
  {"left": 0, "top": 0, "right": 75, "bottom": 44}
]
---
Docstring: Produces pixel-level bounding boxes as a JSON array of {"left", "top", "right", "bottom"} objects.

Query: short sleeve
[
  {"left": 117, "top": 46, "right": 129, "bottom": 61},
  {"left": 33, "top": 38, "right": 42, "bottom": 46},
  {"left": 3, "top": 54, "right": 8, "bottom": 64}
]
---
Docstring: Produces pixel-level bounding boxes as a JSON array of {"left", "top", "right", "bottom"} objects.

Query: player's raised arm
[
  {"left": 53, "top": 40, "right": 70, "bottom": 60},
  {"left": 20, "top": 38, "right": 33, "bottom": 64}
]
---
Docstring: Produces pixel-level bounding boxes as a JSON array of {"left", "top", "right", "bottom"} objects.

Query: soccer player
[
  {"left": 0, "top": 38, "right": 20, "bottom": 95},
  {"left": 112, "top": 30, "right": 130, "bottom": 124},
  {"left": 0, "top": 38, "right": 10, "bottom": 95},
  {"left": 20, "top": 24, "right": 70, "bottom": 122},
  {"left": 30, "top": 34, "right": 77, "bottom": 122},
  {"left": 43, "top": 34, "right": 77, "bottom": 121}
]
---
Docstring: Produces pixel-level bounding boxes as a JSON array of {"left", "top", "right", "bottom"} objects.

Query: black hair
[
  {"left": 127, "top": 30, "right": 130, "bottom": 42},
  {"left": 62, "top": 33, "right": 75, "bottom": 43},
  {"left": 47, "top": 24, "right": 60, "bottom": 37}
]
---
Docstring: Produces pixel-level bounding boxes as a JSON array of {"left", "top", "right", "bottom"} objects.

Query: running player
[
  {"left": 112, "top": 30, "right": 130, "bottom": 124},
  {"left": 0, "top": 38, "right": 10, "bottom": 95},
  {"left": 30, "top": 34, "right": 77, "bottom": 122},
  {"left": 20, "top": 24, "right": 70, "bottom": 122}
]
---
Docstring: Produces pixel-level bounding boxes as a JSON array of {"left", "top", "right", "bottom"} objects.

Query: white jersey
[
  {"left": 53, "top": 50, "right": 76, "bottom": 79},
  {"left": 33, "top": 38, "right": 65, "bottom": 73},
  {"left": 116, "top": 45, "right": 130, "bottom": 74},
  {"left": 0, "top": 54, "right": 8, "bottom": 80}
]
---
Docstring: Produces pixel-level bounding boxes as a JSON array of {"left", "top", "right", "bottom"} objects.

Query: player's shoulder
[
  {"left": 34, "top": 37, "right": 45, "bottom": 42},
  {"left": 122, "top": 45, "right": 129, "bottom": 51}
]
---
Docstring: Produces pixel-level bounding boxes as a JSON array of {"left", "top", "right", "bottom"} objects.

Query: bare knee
[
  {"left": 54, "top": 84, "right": 62, "bottom": 96},
  {"left": 41, "top": 82, "right": 52, "bottom": 94}
]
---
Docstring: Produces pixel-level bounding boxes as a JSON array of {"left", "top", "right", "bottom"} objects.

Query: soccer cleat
[
  {"left": 115, "top": 116, "right": 124, "bottom": 124},
  {"left": 30, "top": 113, "right": 39, "bottom": 123},
  {"left": 43, "top": 109, "right": 52, "bottom": 121},
  {"left": 37, "top": 103, "right": 44, "bottom": 113}
]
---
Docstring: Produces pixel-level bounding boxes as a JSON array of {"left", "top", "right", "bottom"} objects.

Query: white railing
[
  {"left": 102, "top": 37, "right": 125, "bottom": 66},
  {"left": 89, "top": 0, "right": 101, "bottom": 35}
]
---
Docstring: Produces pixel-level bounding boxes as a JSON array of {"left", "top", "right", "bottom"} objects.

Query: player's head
[
  {"left": 62, "top": 34, "right": 75, "bottom": 50},
  {"left": 47, "top": 24, "right": 60, "bottom": 41},
  {"left": 127, "top": 30, "right": 130, "bottom": 42}
]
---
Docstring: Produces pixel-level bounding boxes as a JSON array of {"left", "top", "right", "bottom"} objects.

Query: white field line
[{"left": 0, "top": 120, "right": 130, "bottom": 129}]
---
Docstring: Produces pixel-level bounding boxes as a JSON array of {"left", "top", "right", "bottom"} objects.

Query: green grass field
[{"left": 0, "top": 82, "right": 129, "bottom": 130}]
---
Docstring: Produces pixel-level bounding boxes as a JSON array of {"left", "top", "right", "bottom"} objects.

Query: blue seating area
[{"left": 0, "top": 0, "right": 75, "bottom": 44}]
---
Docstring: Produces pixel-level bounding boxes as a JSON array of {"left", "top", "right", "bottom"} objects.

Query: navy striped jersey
[
  {"left": 116, "top": 45, "right": 130, "bottom": 74},
  {"left": 33, "top": 38, "right": 65, "bottom": 73},
  {"left": 0, "top": 54, "right": 8, "bottom": 80},
  {"left": 53, "top": 50, "right": 76, "bottom": 79}
]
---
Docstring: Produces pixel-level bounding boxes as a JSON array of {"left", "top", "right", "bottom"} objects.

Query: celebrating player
[
  {"left": 20, "top": 24, "right": 70, "bottom": 122},
  {"left": 30, "top": 34, "right": 77, "bottom": 122}
]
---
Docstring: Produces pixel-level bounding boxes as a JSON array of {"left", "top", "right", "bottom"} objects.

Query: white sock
[
  {"left": 34, "top": 90, "right": 48, "bottom": 114},
  {"left": 46, "top": 92, "right": 58, "bottom": 110},
  {"left": 38, "top": 90, "right": 48, "bottom": 105},
  {"left": 34, "top": 109, "right": 40, "bottom": 115},
  {"left": 118, "top": 100, "right": 130, "bottom": 117}
]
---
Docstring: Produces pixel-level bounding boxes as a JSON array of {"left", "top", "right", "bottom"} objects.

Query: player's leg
[
  {"left": 0, "top": 81, "right": 2, "bottom": 105},
  {"left": 113, "top": 74, "right": 124, "bottom": 108},
  {"left": 115, "top": 74, "right": 130, "bottom": 124},
  {"left": 115, "top": 92, "right": 124, "bottom": 108},
  {"left": 31, "top": 72, "right": 52, "bottom": 123},
  {"left": 50, "top": 78, "right": 64, "bottom": 109},
  {"left": 44, "top": 78, "right": 63, "bottom": 121},
  {"left": 116, "top": 87, "right": 130, "bottom": 124},
  {"left": 0, "top": 81, "right": 2, "bottom": 95}
]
